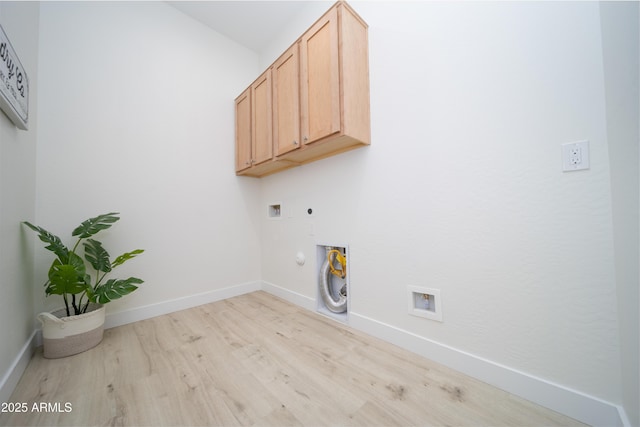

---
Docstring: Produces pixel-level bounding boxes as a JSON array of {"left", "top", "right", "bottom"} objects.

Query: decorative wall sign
[{"left": 0, "top": 23, "right": 29, "bottom": 130}]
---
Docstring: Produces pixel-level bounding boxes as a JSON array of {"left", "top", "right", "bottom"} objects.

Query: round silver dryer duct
[{"left": 319, "top": 246, "right": 347, "bottom": 313}]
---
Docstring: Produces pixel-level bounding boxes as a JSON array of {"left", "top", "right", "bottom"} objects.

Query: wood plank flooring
[{"left": 1, "top": 291, "right": 587, "bottom": 426}]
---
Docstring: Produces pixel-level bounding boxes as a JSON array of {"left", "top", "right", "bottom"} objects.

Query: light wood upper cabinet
[
  {"left": 235, "top": 88, "right": 251, "bottom": 172},
  {"left": 273, "top": 44, "right": 300, "bottom": 157},
  {"left": 236, "top": 69, "right": 291, "bottom": 176},
  {"left": 235, "top": 1, "right": 369, "bottom": 177},
  {"left": 251, "top": 69, "right": 273, "bottom": 165},
  {"left": 300, "top": 6, "right": 341, "bottom": 145}
]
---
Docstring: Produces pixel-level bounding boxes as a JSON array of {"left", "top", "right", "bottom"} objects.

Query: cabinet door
[
  {"left": 251, "top": 69, "right": 273, "bottom": 165},
  {"left": 235, "top": 88, "right": 251, "bottom": 172},
  {"left": 300, "top": 6, "right": 340, "bottom": 145},
  {"left": 273, "top": 44, "right": 300, "bottom": 156}
]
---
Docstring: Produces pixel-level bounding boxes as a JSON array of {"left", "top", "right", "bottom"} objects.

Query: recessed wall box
[
  {"left": 316, "top": 244, "right": 349, "bottom": 323},
  {"left": 408, "top": 286, "right": 442, "bottom": 322},
  {"left": 268, "top": 203, "right": 282, "bottom": 219}
]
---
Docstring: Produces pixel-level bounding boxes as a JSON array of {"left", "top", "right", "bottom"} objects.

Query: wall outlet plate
[{"left": 562, "top": 140, "right": 590, "bottom": 172}]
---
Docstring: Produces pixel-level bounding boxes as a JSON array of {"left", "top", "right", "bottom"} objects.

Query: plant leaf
[
  {"left": 83, "top": 239, "right": 112, "bottom": 273},
  {"left": 90, "top": 277, "right": 143, "bottom": 304},
  {"left": 71, "top": 212, "right": 120, "bottom": 239},
  {"left": 22, "top": 221, "right": 69, "bottom": 263},
  {"left": 111, "top": 249, "right": 144, "bottom": 269},
  {"left": 47, "top": 259, "right": 89, "bottom": 296}
]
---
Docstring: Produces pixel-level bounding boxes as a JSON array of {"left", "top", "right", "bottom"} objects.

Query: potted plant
[{"left": 23, "top": 212, "right": 144, "bottom": 358}]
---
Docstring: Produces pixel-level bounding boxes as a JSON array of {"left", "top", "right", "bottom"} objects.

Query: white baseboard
[
  {"left": 258, "top": 284, "right": 627, "bottom": 427},
  {"left": 105, "top": 281, "right": 262, "bottom": 329},
  {"left": 261, "top": 281, "right": 316, "bottom": 311},
  {"left": 0, "top": 330, "right": 37, "bottom": 404}
]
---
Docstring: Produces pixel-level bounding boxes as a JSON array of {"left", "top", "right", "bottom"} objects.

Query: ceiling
[{"left": 167, "top": 1, "right": 323, "bottom": 52}]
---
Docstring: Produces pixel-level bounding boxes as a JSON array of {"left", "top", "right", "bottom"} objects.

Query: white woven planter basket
[{"left": 37, "top": 304, "right": 105, "bottom": 359}]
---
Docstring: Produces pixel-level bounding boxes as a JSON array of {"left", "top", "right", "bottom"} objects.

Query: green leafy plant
[{"left": 23, "top": 212, "right": 144, "bottom": 317}]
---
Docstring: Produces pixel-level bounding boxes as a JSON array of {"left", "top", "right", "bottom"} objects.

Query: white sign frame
[{"left": 0, "top": 23, "right": 29, "bottom": 130}]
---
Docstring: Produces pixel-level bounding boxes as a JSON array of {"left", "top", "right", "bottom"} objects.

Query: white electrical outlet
[
  {"left": 569, "top": 147, "right": 581, "bottom": 164},
  {"left": 562, "top": 140, "right": 590, "bottom": 172}
]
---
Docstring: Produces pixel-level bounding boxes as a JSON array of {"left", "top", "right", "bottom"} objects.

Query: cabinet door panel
[
  {"left": 235, "top": 88, "right": 251, "bottom": 172},
  {"left": 300, "top": 6, "right": 340, "bottom": 145},
  {"left": 273, "top": 45, "right": 300, "bottom": 156},
  {"left": 252, "top": 70, "right": 273, "bottom": 165}
]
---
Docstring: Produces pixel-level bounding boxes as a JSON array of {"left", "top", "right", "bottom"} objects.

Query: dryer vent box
[{"left": 316, "top": 244, "right": 349, "bottom": 324}]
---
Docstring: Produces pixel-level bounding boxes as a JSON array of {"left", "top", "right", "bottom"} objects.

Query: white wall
[
  {"left": 259, "top": 0, "right": 628, "bottom": 419},
  {"left": 35, "top": 2, "right": 263, "bottom": 317},
  {"left": 258, "top": 1, "right": 330, "bottom": 70},
  {"left": 0, "top": 1, "right": 39, "bottom": 403}
]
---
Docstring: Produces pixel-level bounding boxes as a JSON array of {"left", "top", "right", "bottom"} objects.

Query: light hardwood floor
[{"left": 1, "top": 291, "right": 587, "bottom": 426}]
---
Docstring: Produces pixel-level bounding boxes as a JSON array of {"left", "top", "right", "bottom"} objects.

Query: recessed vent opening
[{"left": 316, "top": 244, "right": 349, "bottom": 323}]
